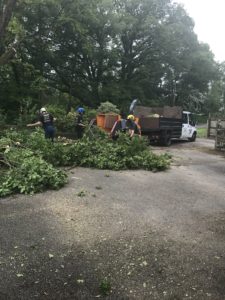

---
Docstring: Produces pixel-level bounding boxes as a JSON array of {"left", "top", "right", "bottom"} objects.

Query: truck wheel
[
  {"left": 189, "top": 132, "right": 196, "bottom": 142},
  {"left": 159, "top": 135, "right": 171, "bottom": 146},
  {"left": 164, "top": 136, "right": 172, "bottom": 146},
  {"left": 160, "top": 135, "right": 171, "bottom": 146}
]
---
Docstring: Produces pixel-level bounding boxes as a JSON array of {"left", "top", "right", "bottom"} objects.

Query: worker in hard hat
[
  {"left": 75, "top": 107, "right": 85, "bottom": 139},
  {"left": 27, "top": 107, "right": 56, "bottom": 142},
  {"left": 111, "top": 114, "right": 141, "bottom": 139},
  {"left": 110, "top": 113, "right": 127, "bottom": 140},
  {"left": 126, "top": 114, "right": 141, "bottom": 138}
]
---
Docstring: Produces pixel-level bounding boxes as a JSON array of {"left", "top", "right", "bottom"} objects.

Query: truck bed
[{"left": 138, "top": 116, "right": 182, "bottom": 138}]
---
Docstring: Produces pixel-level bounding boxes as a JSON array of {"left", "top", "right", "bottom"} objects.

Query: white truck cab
[{"left": 181, "top": 111, "right": 197, "bottom": 141}]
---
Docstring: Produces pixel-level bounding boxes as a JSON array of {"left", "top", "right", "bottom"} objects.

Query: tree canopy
[{"left": 0, "top": 0, "right": 224, "bottom": 121}]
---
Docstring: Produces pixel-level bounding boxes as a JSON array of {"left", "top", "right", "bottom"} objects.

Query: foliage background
[{"left": 1, "top": 0, "right": 225, "bottom": 123}]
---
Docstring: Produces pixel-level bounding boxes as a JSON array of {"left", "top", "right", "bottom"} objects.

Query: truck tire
[
  {"left": 160, "top": 135, "right": 171, "bottom": 146},
  {"left": 189, "top": 132, "right": 196, "bottom": 142},
  {"left": 164, "top": 136, "right": 172, "bottom": 146}
]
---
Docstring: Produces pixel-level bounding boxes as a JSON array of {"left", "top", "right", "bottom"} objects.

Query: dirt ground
[{"left": 0, "top": 138, "right": 225, "bottom": 300}]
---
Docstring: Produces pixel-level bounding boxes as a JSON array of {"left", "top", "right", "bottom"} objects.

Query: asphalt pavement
[{"left": 0, "top": 138, "right": 225, "bottom": 299}]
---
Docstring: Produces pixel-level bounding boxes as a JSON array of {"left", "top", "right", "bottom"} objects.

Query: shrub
[
  {"left": 0, "top": 129, "right": 170, "bottom": 197},
  {"left": 0, "top": 131, "right": 68, "bottom": 197},
  {"left": 0, "top": 156, "right": 67, "bottom": 197},
  {"left": 97, "top": 101, "right": 120, "bottom": 114},
  {"left": 85, "top": 108, "right": 97, "bottom": 121}
]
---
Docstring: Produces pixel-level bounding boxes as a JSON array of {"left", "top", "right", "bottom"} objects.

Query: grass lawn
[{"left": 197, "top": 127, "right": 207, "bottom": 138}]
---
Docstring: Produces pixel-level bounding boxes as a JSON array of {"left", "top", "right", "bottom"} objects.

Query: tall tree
[
  {"left": 1, "top": 0, "right": 222, "bottom": 118},
  {"left": 0, "top": 0, "right": 17, "bottom": 65}
]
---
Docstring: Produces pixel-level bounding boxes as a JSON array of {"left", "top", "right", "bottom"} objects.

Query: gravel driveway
[{"left": 0, "top": 138, "right": 225, "bottom": 299}]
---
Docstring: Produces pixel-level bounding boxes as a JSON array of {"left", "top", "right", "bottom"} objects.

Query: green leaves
[
  {"left": 96, "top": 102, "right": 120, "bottom": 114},
  {"left": 0, "top": 130, "right": 68, "bottom": 197},
  {"left": 1, "top": 0, "right": 223, "bottom": 119},
  {"left": 0, "top": 155, "right": 67, "bottom": 197},
  {"left": 0, "top": 129, "right": 170, "bottom": 197}
]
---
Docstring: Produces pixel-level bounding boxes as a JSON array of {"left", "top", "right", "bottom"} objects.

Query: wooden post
[
  {"left": 215, "top": 120, "right": 218, "bottom": 149},
  {"left": 207, "top": 113, "right": 211, "bottom": 138}
]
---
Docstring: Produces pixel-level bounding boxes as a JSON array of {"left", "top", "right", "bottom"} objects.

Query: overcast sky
[{"left": 175, "top": 0, "right": 225, "bottom": 62}]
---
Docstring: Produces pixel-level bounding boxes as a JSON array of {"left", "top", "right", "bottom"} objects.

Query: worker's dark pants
[
  {"left": 76, "top": 126, "right": 84, "bottom": 139},
  {"left": 44, "top": 126, "right": 55, "bottom": 142}
]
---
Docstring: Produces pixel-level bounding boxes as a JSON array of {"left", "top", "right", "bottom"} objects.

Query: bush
[
  {"left": 195, "top": 114, "right": 208, "bottom": 124},
  {"left": 97, "top": 101, "right": 120, "bottom": 114},
  {"left": 45, "top": 105, "right": 75, "bottom": 132},
  {"left": 0, "top": 157, "right": 67, "bottom": 197},
  {"left": 65, "top": 134, "right": 170, "bottom": 171},
  {"left": 0, "top": 130, "right": 68, "bottom": 197},
  {"left": 85, "top": 108, "right": 97, "bottom": 121},
  {"left": 46, "top": 105, "right": 98, "bottom": 133},
  {"left": 0, "top": 129, "right": 170, "bottom": 197}
]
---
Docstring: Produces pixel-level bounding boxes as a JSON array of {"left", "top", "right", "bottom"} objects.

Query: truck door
[{"left": 181, "top": 112, "right": 193, "bottom": 139}]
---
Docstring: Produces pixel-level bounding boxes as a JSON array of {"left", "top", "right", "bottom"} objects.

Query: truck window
[
  {"left": 182, "top": 113, "right": 188, "bottom": 124},
  {"left": 189, "top": 114, "right": 195, "bottom": 126}
]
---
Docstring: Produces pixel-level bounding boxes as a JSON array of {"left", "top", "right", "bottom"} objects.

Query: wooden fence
[
  {"left": 207, "top": 116, "right": 217, "bottom": 138},
  {"left": 207, "top": 116, "right": 225, "bottom": 150},
  {"left": 207, "top": 115, "right": 225, "bottom": 150},
  {"left": 215, "top": 120, "right": 225, "bottom": 151}
]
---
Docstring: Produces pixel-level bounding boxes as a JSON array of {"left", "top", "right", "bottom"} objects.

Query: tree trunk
[
  {"left": 0, "top": 0, "right": 17, "bottom": 65},
  {"left": 0, "top": 0, "right": 17, "bottom": 40}
]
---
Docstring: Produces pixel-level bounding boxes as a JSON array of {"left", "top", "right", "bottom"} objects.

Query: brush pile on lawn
[{"left": 0, "top": 129, "right": 171, "bottom": 197}]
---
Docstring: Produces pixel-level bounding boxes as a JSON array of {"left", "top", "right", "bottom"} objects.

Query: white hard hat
[{"left": 40, "top": 107, "right": 46, "bottom": 113}]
